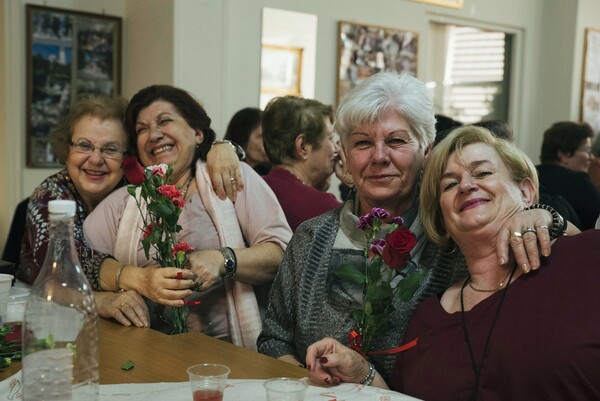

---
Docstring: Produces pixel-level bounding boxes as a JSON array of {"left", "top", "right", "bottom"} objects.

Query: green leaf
[
  {"left": 127, "top": 186, "right": 137, "bottom": 196},
  {"left": 396, "top": 271, "right": 427, "bottom": 301},
  {"left": 364, "top": 300, "right": 373, "bottom": 316},
  {"left": 335, "top": 263, "right": 365, "bottom": 284},
  {"left": 121, "top": 359, "right": 135, "bottom": 371}
]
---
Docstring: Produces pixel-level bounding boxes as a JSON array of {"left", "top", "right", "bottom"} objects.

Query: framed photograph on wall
[
  {"left": 260, "top": 44, "right": 303, "bottom": 96},
  {"left": 580, "top": 28, "right": 600, "bottom": 135},
  {"left": 26, "top": 5, "right": 122, "bottom": 167},
  {"left": 407, "top": 0, "right": 464, "bottom": 9},
  {"left": 337, "top": 21, "right": 418, "bottom": 105}
]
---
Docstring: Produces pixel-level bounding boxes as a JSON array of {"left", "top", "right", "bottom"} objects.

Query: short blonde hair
[{"left": 420, "top": 126, "right": 539, "bottom": 249}]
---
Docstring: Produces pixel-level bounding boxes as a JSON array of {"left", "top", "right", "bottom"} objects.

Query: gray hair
[{"left": 336, "top": 72, "right": 436, "bottom": 150}]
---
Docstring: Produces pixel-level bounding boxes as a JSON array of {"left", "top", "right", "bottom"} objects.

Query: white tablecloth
[{"left": 1, "top": 370, "right": 421, "bottom": 400}]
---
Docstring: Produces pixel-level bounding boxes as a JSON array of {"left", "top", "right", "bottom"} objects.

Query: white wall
[{"left": 2, "top": 0, "right": 598, "bottom": 250}]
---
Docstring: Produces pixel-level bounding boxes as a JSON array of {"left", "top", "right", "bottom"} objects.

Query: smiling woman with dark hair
[{"left": 84, "top": 85, "right": 292, "bottom": 344}]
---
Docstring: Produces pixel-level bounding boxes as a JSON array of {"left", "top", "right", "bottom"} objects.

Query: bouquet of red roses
[
  {"left": 336, "top": 207, "right": 424, "bottom": 354},
  {"left": 121, "top": 157, "right": 195, "bottom": 334}
]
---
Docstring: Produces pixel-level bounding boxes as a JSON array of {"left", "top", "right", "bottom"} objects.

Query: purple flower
[
  {"left": 358, "top": 215, "right": 373, "bottom": 231},
  {"left": 370, "top": 238, "right": 386, "bottom": 256},
  {"left": 369, "top": 208, "right": 390, "bottom": 220},
  {"left": 392, "top": 216, "right": 405, "bottom": 226}
]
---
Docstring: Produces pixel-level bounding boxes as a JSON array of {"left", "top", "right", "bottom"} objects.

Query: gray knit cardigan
[{"left": 257, "top": 206, "right": 468, "bottom": 382}]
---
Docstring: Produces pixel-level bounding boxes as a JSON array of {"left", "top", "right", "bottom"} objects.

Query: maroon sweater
[
  {"left": 392, "top": 230, "right": 600, "bottom": 401},
  {"left": 262, "top": 167, "right": 341, "bottom": 231}
]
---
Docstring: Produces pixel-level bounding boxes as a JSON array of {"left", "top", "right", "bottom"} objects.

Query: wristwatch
[
  {"left": 211, "top": 139, "right": 246, "bottom": 161},
  {"left": 219, "top": 247, "right": 237, "bottom": 278}
]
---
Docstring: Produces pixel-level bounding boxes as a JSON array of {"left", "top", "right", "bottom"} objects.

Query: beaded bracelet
[
  {"left": 359, "top": 362, "right": 375, "bottom": 386},
  {"left": 525, "top": 203, "right": 567, "bottom": 240}
]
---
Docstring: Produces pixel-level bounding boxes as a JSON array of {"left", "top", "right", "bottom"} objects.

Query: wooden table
[{"left": 1, "top": 319, "right": 307, "bottom": 384}]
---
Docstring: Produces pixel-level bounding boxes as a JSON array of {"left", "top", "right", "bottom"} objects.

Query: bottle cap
[{"left": 48, "top": 200, "right": 76, "bottom": 217}]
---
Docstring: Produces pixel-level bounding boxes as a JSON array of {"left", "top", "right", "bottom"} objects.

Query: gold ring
[
  {"left": 120, "top": 302, "right": 126, "bottom": 309},
  {"left": 521, "top": 226, "right": 537, "bottom": 235},
  {"left": 230, "top": 177, "right": 236, "bottom": 182},
  {"left": 512, "top": 231, "right": 523, "bottom": 238}
]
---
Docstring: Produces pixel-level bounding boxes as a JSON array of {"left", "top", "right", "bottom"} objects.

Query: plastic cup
[
  {"left": 4, "top": 287, "right": 30, "bottom": 347},
  {"left": 0, "top": 273, "right": 14, "bottom": 322},
  {"left": 187, "top": 363, "right": 230, "bottom": 401},
  {"left": 264, "top": 377, "right": 307, "bottom": 401}
]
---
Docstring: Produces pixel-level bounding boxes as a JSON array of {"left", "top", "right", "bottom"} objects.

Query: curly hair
[{"left": 50, "top": 95, "right": 128, "bottom": 164}]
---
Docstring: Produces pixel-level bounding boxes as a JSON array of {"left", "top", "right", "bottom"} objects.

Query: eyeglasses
[
  {"left": 70, "top": 141, "right": 126, "bottom": 160},
  {"left": 576, "top": 147, "right": 593, "bottom": 156}
]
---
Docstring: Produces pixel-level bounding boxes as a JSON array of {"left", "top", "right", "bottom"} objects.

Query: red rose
[
  {"left": 382, "top": 227, "right": 416, "bottom": 269},
  {"left": 142, "top": 223, "right": 155, "bottom": 239},
  {"left": 121, "top": 156, "right": 146, "bottom": 185},
  {"left": 157, "top": 184, "right": 182, "bottom": 200}
]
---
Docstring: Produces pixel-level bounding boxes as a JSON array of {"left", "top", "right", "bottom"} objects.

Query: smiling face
[
  {"left": 66, "top": 115, "right": 127, "bottom": 209},
  {"left": 135, "top": 100, "right": 203, "bottom": 182},
  {"left": 439, "top": 143, "right": 531, "bottom": 240},
  {"left": 345, "top": 109, "right": 426, "bottom": 216}
]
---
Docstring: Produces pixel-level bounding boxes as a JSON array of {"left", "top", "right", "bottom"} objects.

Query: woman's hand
[
  {"left": 127, "top": 265, "right": 195, "bottom": 307},
  {"left": 206, "top": 142, "right": 244, "bottom": 201},
  {"left": 184, "top": 250, "right": 223, "bottom": 291},
  {"left": 305, "top": 337, "right": 369, "bottom": 386},
  {"left": 95, "top": 290, "right": 150, "bottom": 328},
  {"left": 496, "top": 208, "right": 579, "bottom": 272}
]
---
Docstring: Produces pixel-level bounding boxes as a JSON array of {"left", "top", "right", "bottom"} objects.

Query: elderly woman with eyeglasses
[{"left": 17, "top": 95, "right": 245, "bottom": 327}]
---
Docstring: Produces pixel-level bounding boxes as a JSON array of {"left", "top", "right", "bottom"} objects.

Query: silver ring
[
  {"left": 512, "top": 231, "right": 523, "bottom": 238},
  {"left": 521, "top": 226, "right": 537, "bottom": 235},
  {"left": 230, "top": 177, "right": 236, "bottom": 182},
  {"left": 191, "top": 281, "right": 202, "bottom": 292},
  {"left": 537, "top": 224, "right": 549, "bottom": 230}
]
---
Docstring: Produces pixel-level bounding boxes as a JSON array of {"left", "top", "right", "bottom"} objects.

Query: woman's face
[
  {"left": 135, "top": 100, "right": 202, "bottom": 181},
  {"left": 559, "top": 137, "right": 592, "bottom": 173},
  {"left": 439, "top": 143, "right": 532, "bottom": 240},
  {"left": 306, "top": 117, "right": 338, "bottom": 187},
  {"left": 245, "top": 125, "right": 268, "bottom": 167},
  {"left": 66, "top": 115, "right": 127, "bottom": 209},
  {"left": 345, "top": 109, "right": 425, "bottom": 215}
]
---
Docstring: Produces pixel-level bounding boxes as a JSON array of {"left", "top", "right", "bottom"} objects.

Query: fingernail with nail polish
[{"left": 319, "top": 356, "right": 328, "bottom": 364}]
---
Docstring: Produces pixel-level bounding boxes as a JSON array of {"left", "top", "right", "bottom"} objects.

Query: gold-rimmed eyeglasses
[{"left": 69, "top": 141, "right": 127, "bottom": 160}]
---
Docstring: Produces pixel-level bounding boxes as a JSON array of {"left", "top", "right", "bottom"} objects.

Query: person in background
[
  {"left": 587, "top": 133, "right": 600, "bottom": 193},
  {"left": 434, "top": 119, "right": 512, "bottom": 147},
  {"left": 257, "top": 73, "right": 563, "bottom": 380},
  {"left": 537, "top": 121, "right": 600, "bottom": 230},
  {"left": 306, "top": 126, "right": 600, "bottom": 400},
  {"left": 84, "top": 85, "right": 291, "bottom": 346},
  {"left": 18, "top": 94, "right": 245, "bottom": 329},
  {"left": 261, "top": 96, "right": 341, "bottom": 232},
  {"left": 224, "top": 107, "right": 271, "bottom": 175}
]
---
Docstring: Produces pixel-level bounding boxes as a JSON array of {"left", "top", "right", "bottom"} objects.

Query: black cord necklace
[{"left": 460, "top": 263, "right": 517, "bottom": 401}]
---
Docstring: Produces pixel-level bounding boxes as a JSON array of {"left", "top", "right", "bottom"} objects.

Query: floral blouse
[{"left": 17, "top": 169, "right": 115, "bottom": 289}]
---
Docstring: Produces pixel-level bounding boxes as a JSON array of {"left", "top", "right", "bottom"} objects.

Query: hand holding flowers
[
  {"left": 121, "top": 156, "right": 197, "bottom": 333},
  {"left": 336, "top": 207, "right": 425, "bottom": 354}
]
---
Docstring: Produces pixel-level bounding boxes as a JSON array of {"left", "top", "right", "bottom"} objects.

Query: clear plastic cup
[
  {"left": 0, "top": 273, "right": 14, "bottom": 322},
  {"left": 187, "top": 363, "right": 230, "bottom": 401},
  {"left": 264, "top": 377, "right": 307, "bottom": 401}
]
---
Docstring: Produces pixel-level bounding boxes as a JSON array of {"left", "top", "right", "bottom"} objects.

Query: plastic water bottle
[{"left": 22, "top": 200, "right": 99, "bottom": 400}]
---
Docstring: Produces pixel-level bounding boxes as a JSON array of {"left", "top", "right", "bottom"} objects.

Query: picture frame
[
  {"left": 26, "top": 5, "right": 122, "bottom": 167},
  {"left": 260, "top": 44, "right": 303, "bottom": 96},
  {"left": 337, "top": 21, "right": 418, "bottom": 105},
  {"left": 580, "top": 28, "right": 600, "bottom": 135},
  {"left": 407, "top": 0, "right": 464, "bottom": 9}
]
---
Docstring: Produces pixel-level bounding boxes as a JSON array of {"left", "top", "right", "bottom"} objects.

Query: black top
[{"left": 536, "top": 164, "right": 600, "bottom": 230}]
